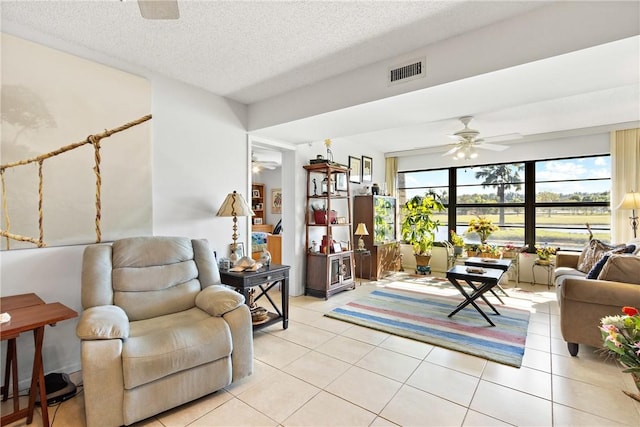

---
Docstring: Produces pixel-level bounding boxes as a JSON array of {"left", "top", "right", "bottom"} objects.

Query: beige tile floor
[{"left": 4, "top": 273, "right": 640, "bottom": 427}]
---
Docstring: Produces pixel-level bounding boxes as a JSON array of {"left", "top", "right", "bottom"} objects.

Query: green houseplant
[{"left": 400, "top": 192, "right": 445, "bottom": 273}]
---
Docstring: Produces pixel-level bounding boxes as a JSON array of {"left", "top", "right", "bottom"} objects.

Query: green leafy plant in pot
[{"left": 400, "top": 192, "right": 445, "bottom": 274}]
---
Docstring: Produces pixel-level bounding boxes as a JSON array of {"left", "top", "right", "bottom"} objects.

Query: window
[
  {"left": 397, "top": 169, "right": 448, "bottom": 242},
  {"left": 535, "top": 157, "right": 611, "bottom": 250},
  {"left": 456, "top": 163, "right": 525, "bottom": 246},
  {"left": 398, "top": 155, "right": 611, "bottom": 251}
]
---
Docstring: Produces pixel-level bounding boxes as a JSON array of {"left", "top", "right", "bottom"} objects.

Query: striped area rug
[{"left": 325, "top": 287, "right": 530, "bottom": 367}]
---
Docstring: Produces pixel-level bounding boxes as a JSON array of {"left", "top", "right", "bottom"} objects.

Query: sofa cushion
[
  {"left": 577, "top": 239, "right": 626, "bottom": 273},
  {"left": 122, "top": 315, "right": 232, "bottom": 389},
  {"left": 597, "top": 254, "right": 640, "bottom": 285},
  {"left": 585, "top": 244, "right": 636, "bottom": 279}
]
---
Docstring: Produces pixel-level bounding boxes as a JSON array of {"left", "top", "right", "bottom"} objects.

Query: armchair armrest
[
  {"left": 556, "top": 251, "right": 580, "bottom": 269},
  {"left": 196, "top": 285, "right": 245, "bottom": 316},
  {"left": 76, "top": 305, "right": 129, "bottom": 340}
]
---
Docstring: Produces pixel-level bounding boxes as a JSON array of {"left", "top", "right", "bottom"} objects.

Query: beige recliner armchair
[{"left": 76, "top": 236, "right": 253, "bottom": 427}]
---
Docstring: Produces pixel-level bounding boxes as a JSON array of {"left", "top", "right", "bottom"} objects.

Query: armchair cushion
[
  {"left": 123, "top": 314, "right": 232, "bottom": 389},
  {"left": 196, "top": 285, "right": 245, "bottom": 316},
  {"left": 76, "top": 305, "right": 129, "bottom": 340}
]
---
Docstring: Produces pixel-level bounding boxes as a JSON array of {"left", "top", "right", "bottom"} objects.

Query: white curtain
[
  {"left": 385, "top": 157, "right": 398, "bottom": 197},
  {"left": 610, "top": 128, "right": 640, "bottom": 243}
]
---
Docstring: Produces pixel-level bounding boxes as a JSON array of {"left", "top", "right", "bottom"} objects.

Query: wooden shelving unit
[
  {"left": 251, "top": 183, "right": 266, "bottom": 225},
  {"left": 304, "top": 163, "right": 355, "bottom": 299}
]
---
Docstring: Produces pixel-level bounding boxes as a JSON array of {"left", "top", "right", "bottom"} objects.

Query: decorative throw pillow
[
  {"left": 597, "top": 254, "right": 640, "bottom": 284},
  {"left": 577, "top": 239, "right": 624, "bottom": 273},
  {"left": 587, "top": 254, "right": 611, "bottom": 279}
]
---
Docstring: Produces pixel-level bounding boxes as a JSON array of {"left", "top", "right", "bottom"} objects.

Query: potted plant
[
  {"left": 450, "top": 230, "right": 465, "bottom": 256},
  {"left": 400, "top": 192, "right": 445, "bottom": 274},
  {"left": 467, "top": 215, "right": 499, "bottom": 244},
  {"left": 535, "top": 244, "right": 557, "bottom": 265}
]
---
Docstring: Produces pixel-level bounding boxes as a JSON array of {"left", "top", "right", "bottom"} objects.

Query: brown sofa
[{"left": 555, "top": 249, "right": 640, "bottom": 356}]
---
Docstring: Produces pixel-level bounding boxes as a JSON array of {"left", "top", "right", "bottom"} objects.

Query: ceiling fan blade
[
  {"left": 138, "top": 0, "right": 180, "bottom": 20},
  {"left": 482, "top": 133, "right": 523, "bottom": 143},
  {"left": 475, "top": 143, "right": 509, "bottom": 151},
  {"left": 442, "top": 145, "right": 462, "bottom": 156}
]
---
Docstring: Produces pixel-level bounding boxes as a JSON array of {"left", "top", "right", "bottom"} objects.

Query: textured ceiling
[
  {"left": 1, "top": 0, "right": 547, "bottom": 104},
  {"left": 2, "top": 1, "right": 638, "bottom": 155}
]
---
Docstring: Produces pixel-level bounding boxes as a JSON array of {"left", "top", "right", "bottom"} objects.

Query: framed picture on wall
[
  {"left": 335, "top": 172, "right": 348, "bottom": 191},
  {"left": 349, "top": 156, "right": 361, "bottom": 183},
  {"left": 362, "top": 156, "right": 373, "bottom": 182},
  {"left": 271, "top": 188, "right": 282, "bottom": 213}
]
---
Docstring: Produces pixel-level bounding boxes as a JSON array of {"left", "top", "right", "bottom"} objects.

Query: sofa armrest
[
  {"left": 555, "top": 251, "right": 580, "bottom": 269},
  {"left": 76, "top": 305, "right": 129, "bottom": 340},
  {"left": 196, "top": 285, "right": 245, "bottom": 316}
]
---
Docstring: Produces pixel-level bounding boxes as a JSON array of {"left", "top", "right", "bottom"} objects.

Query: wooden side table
[
  {"left": 220, "top": 264, "right": 290, "bottom": 330},
  {"left": 354, "top": 249, "right": 371, "bottom": 284},
  {"left": 1, "top": 293, "right": 77, "bottom": 427}
]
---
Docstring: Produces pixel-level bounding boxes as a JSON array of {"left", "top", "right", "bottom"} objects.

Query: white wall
[{"left": 1, "top": 48, "right": 248, "bottom": 389}]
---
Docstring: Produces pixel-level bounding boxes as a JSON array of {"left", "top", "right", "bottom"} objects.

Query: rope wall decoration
[{"left": 0, "top": 114, "right": 152, "bottom": 250}]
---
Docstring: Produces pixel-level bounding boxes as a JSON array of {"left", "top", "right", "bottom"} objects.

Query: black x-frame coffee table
[{"left": 446, "top": 265, "right": 505, "bottom": 326}]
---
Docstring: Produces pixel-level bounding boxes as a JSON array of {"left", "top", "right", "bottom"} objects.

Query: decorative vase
[
  {"left": 537, "top": 258, "right": 550, "bottom": 265},
  {"left": 624, "top": 372, "right": 640, "bottom": 402}
]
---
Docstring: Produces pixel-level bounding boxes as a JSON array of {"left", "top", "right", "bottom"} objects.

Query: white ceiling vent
[{"left": 388, "top": 58, "right": 426, "bottom": 86}]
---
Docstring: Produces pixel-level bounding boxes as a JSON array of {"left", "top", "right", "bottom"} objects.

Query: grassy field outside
[{"left": 425, "top": 213, "right": 610, "bottom": 248}]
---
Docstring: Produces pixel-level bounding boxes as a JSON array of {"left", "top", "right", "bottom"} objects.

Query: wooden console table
[
  {"left": 220, "top": 264, "right": 289, "bottom": 330},
  {"left": 1, "top": 293, "right": 77, "bottom": 427}
]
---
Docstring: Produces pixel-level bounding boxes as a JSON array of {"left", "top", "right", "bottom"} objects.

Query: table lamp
[
  {"left": 616, "top": 191, "right": 640, "bottom": 238},
  {"left": 217, "top": 191, "right": 255, "bottom": 264},
  {"left": 354, "top": 223, "right": 369, "bottom": 251}
]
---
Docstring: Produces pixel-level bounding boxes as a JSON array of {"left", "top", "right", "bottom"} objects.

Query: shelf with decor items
[
  {"left": 304, "top": 163, "right": 354, "bottom": 299},
  {"left": 353, "top": 195, "right": 401, "bottom": 280},
  {"left": 251, "top": 183, "right": 266, "bottom": 226}
]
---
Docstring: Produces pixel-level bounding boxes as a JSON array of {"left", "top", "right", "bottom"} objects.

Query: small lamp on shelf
[
  {"left": 354, "top": 223, "right": 369, "bottom": 251},
  {"left": 616, "top": 191, "right": 640, "bottom": 238},
  {"left": 216, "top": 191, "right": 255, "bottom": 264}
]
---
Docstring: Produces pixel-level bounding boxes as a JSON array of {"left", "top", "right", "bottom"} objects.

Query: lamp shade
[
  {"left": 216, "top": 191, "right": 255, "bottom": 217},
  {"left": 354, "top": 223, "right": 369, "bottom": 236},
  {"left": 616, "top": 192, "right": 640, "bottom": 210}
]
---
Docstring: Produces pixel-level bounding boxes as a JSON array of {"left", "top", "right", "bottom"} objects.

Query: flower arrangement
[
  {"left": 450, "top": 230, "right": 465, "bottom": 247},
  {"left": 600, "top": 306, "right": 640, "bottom": 401},
  {"left": 504, "top": 242, "right": 516, "bottom": 251},
  {"left": 600, "top": 307, "right": 640, "bottom": 374},
  {"left": 478, "top": 243, "right": 501, "bottom": 258},
  {"left": 467, "top": 216, "right": 499, "bottom": 243},
  {"left": 535, "top": 245, "right": 557, "bottom": 260}
]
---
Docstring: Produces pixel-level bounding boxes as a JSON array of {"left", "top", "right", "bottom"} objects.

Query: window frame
[{"left": 397, "top": 154, "right": 611, "bottom": 252}]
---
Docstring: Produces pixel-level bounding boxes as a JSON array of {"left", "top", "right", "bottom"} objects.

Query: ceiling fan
[
  {"left": 137, "top": 0, "right": 180, "bottom": 20},
  {"left": 441, "top": 116, "right": 521, "bottom": 160},
  {"left": 251, "top": 153, "right": 280, "bottom": 172}
]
